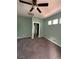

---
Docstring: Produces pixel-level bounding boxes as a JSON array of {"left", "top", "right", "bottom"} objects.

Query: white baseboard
[
  {"left": 44, "top": 36, "right": 61, "bottom": 47},
  {"left": 17, "top": 36, "right": 31, "bottom": 39},
  {"left": 17, "top": 36, "right": 61, "bottom": 47}
]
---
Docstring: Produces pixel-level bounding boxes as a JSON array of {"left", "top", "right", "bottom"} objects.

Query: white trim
[
  {"left": 17, "top": 37, "right": 24, "bottom": 39},
  {"left": 44, "top": 36, "right": 61, "bottom": 47},
  {"left": 17, "top": 36, "right": 31, "bottom": 39},
  {"left": 32, "top": 21, "right": 40, "bottom": 39}
]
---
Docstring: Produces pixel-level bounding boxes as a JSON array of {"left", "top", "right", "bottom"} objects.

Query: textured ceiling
[{"left": 17, "top": 0, "right": 61, "bottom": 18}]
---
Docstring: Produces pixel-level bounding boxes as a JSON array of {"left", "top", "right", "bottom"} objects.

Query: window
[
  {"left": 53, "top": 19, "right": 58, "bottom": 25},
  {"left": 48, "top": 20, "right": 52, "bottom": 25},
  {"left": 48, "top": 19, "right": 59, "bottom": 25}
]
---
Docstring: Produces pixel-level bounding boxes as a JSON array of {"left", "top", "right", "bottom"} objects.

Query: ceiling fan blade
[
  {"left": 33, "top": 0, "right": 37, "bottom": 3},
  {"left": 37, "top": 7, "right": 41, "bottom": 13},
  {"left": 32, "top": 0, "right": 37, "bottom": 5},
  {"left": 19, "top": 0, "right": 32, "bottom": 5},
  {"left": 38, "top": 3, "right": 48, "bottom": 7},
  {"left": 30, "top": 7, "right": 34, "bottom": 12}
]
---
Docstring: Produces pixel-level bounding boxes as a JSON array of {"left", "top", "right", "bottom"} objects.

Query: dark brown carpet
[{"left": 17, "top": 37, "right": 61, "bottom": 59}]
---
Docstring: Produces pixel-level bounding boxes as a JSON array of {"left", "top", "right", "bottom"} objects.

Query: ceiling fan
[{"left": 19, "top": 0, "right": 48, "bottom": 13}]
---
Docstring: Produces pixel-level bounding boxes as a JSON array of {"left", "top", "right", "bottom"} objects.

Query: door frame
[{"left": 32, "top": 21, "right": 40, "bottom": 39}]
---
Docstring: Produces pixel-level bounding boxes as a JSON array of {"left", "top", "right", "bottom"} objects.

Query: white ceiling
[{"left": 17, "top": 0, "right": 61, "bottom": 18}]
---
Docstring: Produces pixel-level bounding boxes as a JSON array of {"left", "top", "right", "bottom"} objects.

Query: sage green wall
[
  {"left": 17, "top": 16, "right": 32, "bottom": 38},
  {"left": 43, "top": 12, "right": 61, "bottom": 46}
]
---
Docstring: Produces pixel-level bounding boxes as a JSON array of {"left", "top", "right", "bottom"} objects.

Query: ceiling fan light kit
[{"left": 19, "top": 0, "right": 48, "bottom": 13}]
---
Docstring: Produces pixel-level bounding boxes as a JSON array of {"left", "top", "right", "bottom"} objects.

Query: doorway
[
  {"left": 34, "top": 23, "right": 39, "bottom": 38},
  {"left": 32, "top": 22, "right": 40, "bottom": 39}
]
